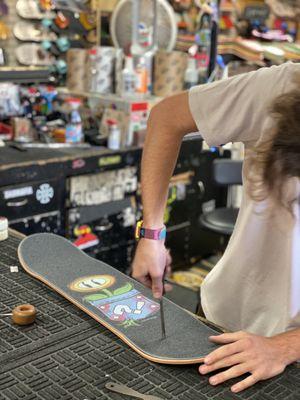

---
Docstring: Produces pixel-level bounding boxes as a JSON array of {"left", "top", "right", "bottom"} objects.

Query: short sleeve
[{"left": 188, "top": 62, "right": 300, "bottom": 147}]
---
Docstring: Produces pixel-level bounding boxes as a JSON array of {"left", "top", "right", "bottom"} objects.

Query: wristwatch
[{"left": 135, "top": 220, "right": 166, "bottom": 241}]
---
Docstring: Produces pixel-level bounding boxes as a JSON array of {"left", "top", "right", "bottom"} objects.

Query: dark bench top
[{"left": 0, "top": 231, "right": 299, "bottom": 400}]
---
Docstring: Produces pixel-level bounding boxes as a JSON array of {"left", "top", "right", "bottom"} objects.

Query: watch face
[{"left": 140, "top": 228, "right": 146, "bottom": 237}]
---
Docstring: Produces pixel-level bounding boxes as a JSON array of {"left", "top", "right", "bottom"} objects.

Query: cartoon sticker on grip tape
[
  {"left": 69, "top": 275, "right": 160, "bottom": 328},
  {"left": 69, "top": 275, "right": 115, "bottom": 292}
]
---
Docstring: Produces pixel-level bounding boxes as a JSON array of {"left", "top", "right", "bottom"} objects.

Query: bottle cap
[{"left": 106, "top": 119, "right": 118, "bottom": 126}]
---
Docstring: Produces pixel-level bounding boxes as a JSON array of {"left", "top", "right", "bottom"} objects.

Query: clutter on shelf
[{"left": 0, "top": 0, "right": 299, "bottom": 152}]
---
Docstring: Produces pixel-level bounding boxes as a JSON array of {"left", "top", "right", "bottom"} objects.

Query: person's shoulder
[
  {"left": 271, "top": 61, "right": 300, "bottom": 75},
  {"left": 256, "top": 62, "right": 299, "bottom": 75},
  {"left": 276, "top": 62, "right": 300, "bottom": 91},
  {"left": 288, "top": 62, "right": 300, "bottom": 85},
  {"left": 254, "top": 62, "right": 300, "bottom": 92}
]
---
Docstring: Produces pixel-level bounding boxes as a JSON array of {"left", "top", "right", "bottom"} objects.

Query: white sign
[{"left": 4, "top": 186, "right": 33, "bottom": 200}]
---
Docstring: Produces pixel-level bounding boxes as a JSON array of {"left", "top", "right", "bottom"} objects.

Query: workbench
[
  {"left": 0, "top": 137, "right": 229, "bottom": 269},
  {"left": 0, "top": 231, "right": 299, "bottom": 399}
]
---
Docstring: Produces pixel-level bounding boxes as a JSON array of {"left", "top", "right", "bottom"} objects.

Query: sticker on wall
[
  {"left": 36, "top": 183, "right": 54, "bottom": 204},
  {"left": 69, "top": 275, "right": 160, "bottom": 328},
  {"left": 98, "top": 155, "right": 121, "bottom": 167},
  {"left": 4, "top": 186, "right": 33, "bottom": 200},
  {"left": 72, "top": 158, "right": 86, "bottom": 170},
  {"left": 70, "top": 167, "right": 138, "bottom": 206}
]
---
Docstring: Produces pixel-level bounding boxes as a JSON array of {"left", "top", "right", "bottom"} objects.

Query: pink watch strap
[{"left": 135, "top": 221, "right": 166, "bottom": 240}]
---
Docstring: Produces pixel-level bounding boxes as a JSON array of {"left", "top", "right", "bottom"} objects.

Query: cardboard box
[{"left": 91, "top": 0, "right": 119, "bottom": 12}]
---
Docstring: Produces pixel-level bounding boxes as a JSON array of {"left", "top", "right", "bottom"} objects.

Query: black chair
[{"left": 200, "top": 159, "right": 243, "bottom": 236}]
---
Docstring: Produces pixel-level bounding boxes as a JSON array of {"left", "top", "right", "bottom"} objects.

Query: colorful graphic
[
  {"left": 69, "top": 275, "right": 115, "bottom": 292},
  {"left": 36, "top": 183, "right": 54, "bottom": 204},
  {"left": 69, "top": 276, "right": 159, "bottom": 328},
  {"left": 73, "top": 225, "right": 99, "bottom": 250}
]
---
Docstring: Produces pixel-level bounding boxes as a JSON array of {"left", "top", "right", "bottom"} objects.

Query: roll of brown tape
[
  {"left": 154, "top": 50, "right": 188, "bottom": 97},
  {"left": 12, "top": 304, "right": 36, "bottom": 326},
  {"left": 66, "top": 49, "right": 89, "bottom": 92}
]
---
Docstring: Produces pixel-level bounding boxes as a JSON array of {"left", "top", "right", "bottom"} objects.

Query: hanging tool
[
  {"left": 0, "top": 304, "right": 36, "bottom": 326},
  {"left": 105, "top": 382, "right": 163, "bottom": 400}
]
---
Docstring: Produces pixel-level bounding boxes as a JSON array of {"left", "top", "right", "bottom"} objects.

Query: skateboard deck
[
  {"left": 16, "top": 44, "right": 55, "bottom": 66},
  {"left": 18, "top": 233, "right": 219, "bottom": 365},
  {"left": 16, "top": 0, "right": 55, "bottom": 19},
  {"left": 13, "top": 21, "right": 58, "bottom": 42}
]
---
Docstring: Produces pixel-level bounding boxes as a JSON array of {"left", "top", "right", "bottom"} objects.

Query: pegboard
[{"left": 0, "top": 0, "right": 98, "bottom": 69}]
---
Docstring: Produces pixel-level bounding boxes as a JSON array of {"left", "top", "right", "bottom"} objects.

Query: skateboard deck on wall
[
  {"left": 13, "top": 21, "right": 58, "bottom": 42},
  {"left": 16, "top": 44, "right": 55, "bottom": 66},
  {"left": 16, "top": 0, "right": 55, "bottom": 20},
  {"left": 18, "top": 233, "right": 219, "bottom": 365}
]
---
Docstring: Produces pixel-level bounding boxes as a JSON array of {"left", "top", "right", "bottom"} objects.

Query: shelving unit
[{"left": 0, "top": 66, "right": 51, "bottom": 83}]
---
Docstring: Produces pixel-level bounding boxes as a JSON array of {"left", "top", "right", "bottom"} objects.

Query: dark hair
[{"left": 247, "top": 86, "right": 300, "bottom": 211}]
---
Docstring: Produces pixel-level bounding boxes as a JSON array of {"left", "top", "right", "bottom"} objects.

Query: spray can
[
  {"left": 144, "top": 51, "right": 153, "bottom": 94},
  {"left": 121, "top": 55, "right": 137, "bottom": 97},
  {"left": 107, "top": 119, "right": 121, "bottom": 150},
  {"left": 65, "top": 98, "right": 83, "bottom": 143},
  {"left": 135, "top": 56, "right": 148, "bottom": 96}
]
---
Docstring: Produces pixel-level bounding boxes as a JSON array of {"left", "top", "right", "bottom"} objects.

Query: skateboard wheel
[{"left": 12, "top": 304, "right": 36, "bottom": 326}]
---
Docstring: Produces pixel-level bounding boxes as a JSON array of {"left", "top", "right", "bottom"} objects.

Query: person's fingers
[
  {"left": 199, "top": 353, "right": 245, "bottom": 375},
  {"left": 231, "top": 374, "right": 260, "bottom": 393},
  {"left": 208, "top": 363, "right": 249, "bottom": 386},
  {"left": 152, "top": 275, "right": 164, "bottom": 298},
  {"left": 209, "top": 331, "right": 246, "bottom": 344},
  {"left": 132, "top": 270, "right": 152, "bottom": 287},
  {"left": 140, "top": 277, "right": 152, "bottom": 288},
  {"left": 204, "top": 341, "right": 244, "bottom": 365},
  {"left": 164, "top": 282, "right": 173, "bottom": 292}
]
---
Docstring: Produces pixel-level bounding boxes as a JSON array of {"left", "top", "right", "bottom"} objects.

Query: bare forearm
[
  {"left": 141, "top": 112, "right": 182, "bottom": 227},
  {"left": 141, "top": 92, "right": 197, "bottom": 227}
]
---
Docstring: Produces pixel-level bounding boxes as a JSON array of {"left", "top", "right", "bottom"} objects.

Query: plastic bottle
[
  {"left": 184, "top": 57, "right": 199, "bottom": 89},
  {"left": 88, "top": 48, "right": 98, "bottom": 92},
  {"left": 144, "top": 51, "right": 154, "bottom": 94},
  {"left": 65, "top": 98, "right": 83, "bottom": 143},
  {"left": 121, "top": 55, "right": 137, "bottom": 97},
  {"left": 107, "top": 119, "right": 121, "bottom": 150},
  {"left": 135, "top": 57, "right": 148, "bottom": 95}
]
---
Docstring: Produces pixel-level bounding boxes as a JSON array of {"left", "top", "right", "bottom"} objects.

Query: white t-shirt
[{"left": 189, "top": 62, "right": 300, "bottom": 336}]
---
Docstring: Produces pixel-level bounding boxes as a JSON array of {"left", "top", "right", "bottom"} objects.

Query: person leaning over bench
[{"left": 132, "top": 62, "right": 300, "bottom": 393}]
